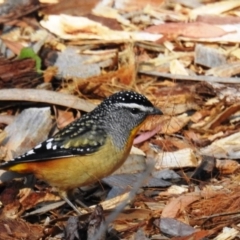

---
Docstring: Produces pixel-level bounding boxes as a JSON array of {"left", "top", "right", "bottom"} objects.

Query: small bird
[{"left": 0, "top": 91, "right": 162, "bottom": 214}]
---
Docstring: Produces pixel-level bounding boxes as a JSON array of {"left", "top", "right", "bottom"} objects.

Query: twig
[
  {"left": 196, "top": 211, "right": 240, "bottom": 220},
  {"left": 0, "top": 89, "right": 96, "bottom": 112},
  {"left": 139, "top": 70, "right": 240, "bottom": 83}
]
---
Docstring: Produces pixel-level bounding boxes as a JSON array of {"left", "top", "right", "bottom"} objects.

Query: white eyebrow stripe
[{"left": 115, "top": 103, "right": 152, "bottom": 112}]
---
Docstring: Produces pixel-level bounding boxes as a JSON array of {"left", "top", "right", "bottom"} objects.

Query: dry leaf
[{"left": 161, "top": 193, "right": 201, "bottom": 218}]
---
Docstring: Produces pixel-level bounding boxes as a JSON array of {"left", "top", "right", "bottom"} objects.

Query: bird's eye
[{"left": 130, "top": 108, "right": 141, "bottom": 114}]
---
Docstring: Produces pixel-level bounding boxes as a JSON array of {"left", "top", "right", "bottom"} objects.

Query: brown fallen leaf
[
  {"left": 0, "top": 218, "right": 43, "bottom": 240},
  {"left": 141, "top": 114, "right": 190, "bottom": 135},
  {"left": 171, "top": 230, "right": 214, "bottom": 240},
  {"left": 159, "top": 114, "right": 190, "bottom": 134},
  {"left": 53, "top": 106, "right": 79, "bottom": 129},
  {"left": 202, "top": 102, "right": 240, "bottom": 130},
  {"left": 216, "top": 159, "right": 240, "bottom": 175},
  {"left": 19, "top": 189, "right": 61, "bottom": 211},
  {"left": 1, "top": 39, "right": 24, "bottom": 55},
  {"left": 111, "top": 208, "right": 153, "bottom": 232},
  {"left": 161, "top": 193, "right": 201, "bottom": 218},
  {"left": 152, "top": 85, "right": 201, "bottom": 115},
  {"left": 151, "top": 137, "right": 192, "bottom": 152},
  {"left": 190, "top": 109, "right": 211, "bottom": 123}
]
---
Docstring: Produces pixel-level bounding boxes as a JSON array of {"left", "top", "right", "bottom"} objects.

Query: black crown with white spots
[{"left": 103, "top": 91, "right": 153, "bottom": 108}]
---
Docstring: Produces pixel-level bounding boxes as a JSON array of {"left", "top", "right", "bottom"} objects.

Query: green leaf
[{"left": 19, "top": 47, "right": 42, "bottom": 73}]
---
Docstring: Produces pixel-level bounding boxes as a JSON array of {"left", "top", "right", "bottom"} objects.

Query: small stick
[{"left": 0, "top": 89, "right": 96, "bottom": 112}]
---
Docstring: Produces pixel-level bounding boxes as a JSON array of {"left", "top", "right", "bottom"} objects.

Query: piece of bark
[
  {"left": 191, "top": 155, "right": 219, "bottom": 182},
  {"left": 87, "top": 205, "right": 106, "bottom": 240},
  {"left": 154, "top": 148, "right": 199, "bottom": 169},
  {"left": 200, "top": 132, "right": 240, "bottom": 159},
  {"left": 154, "top": 218, "right": 196, "bottom": 237},
  {"left": 0, "top": 0, "right": 40, "bottom": 24},
  {"left": 0, "top": 108, "right": 52, "bottom": 183},
  {"left": 42, "top": 0, "right": 99, "bottom": 16},
  {"left": 195, "top": 44, "right": 226, "bottom": 68},
  {"left": 2, "top": 107, "right": 52, "bottom": 159},
  {"left": 54, "top": 47, "right": 101, "bottom": 79},
  {"left": 0, "top": 58, "right": 41, "bottom": 88},
  {"left": 64, "top": 216, "right": 81, "bottom": 240}
]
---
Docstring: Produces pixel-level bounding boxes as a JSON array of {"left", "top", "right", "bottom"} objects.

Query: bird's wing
[{"left": 1, "top": 116, "right": 107, "bottom": 166}]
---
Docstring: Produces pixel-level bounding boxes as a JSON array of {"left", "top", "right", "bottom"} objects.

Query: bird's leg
[{"left": 59, "top": 191, "right": 82, "bottom": 215}]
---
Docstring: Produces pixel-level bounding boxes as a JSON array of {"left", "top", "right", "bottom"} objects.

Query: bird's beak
[{"left": 151, "top": 107, "right": 163, "bottom": 115}]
